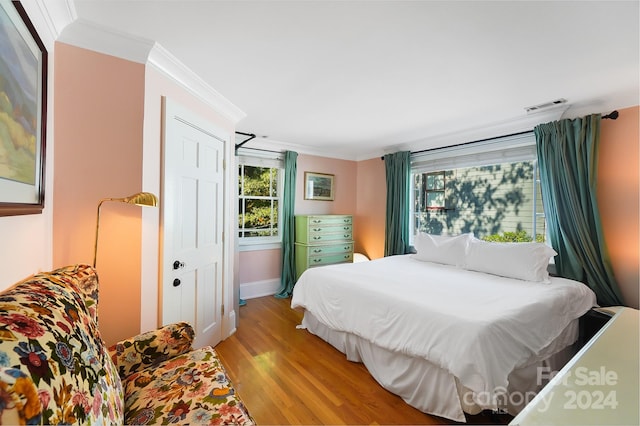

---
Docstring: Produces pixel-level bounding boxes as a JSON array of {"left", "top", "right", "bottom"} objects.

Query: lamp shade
[
  {"left": 122, "top": 192, "right": 158, "bottom": 207},
  {"left": 93, "top": 191, "right": 159, "bottom": 267}
]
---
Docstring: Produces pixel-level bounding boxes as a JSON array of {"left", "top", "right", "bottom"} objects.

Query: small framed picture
[{"left": 304, "top": 172, "right": 334, "bottom": 201}]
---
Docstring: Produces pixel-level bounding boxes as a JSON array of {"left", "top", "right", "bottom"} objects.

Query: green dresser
[{"left": 295, "top": 215, "right": 354, "bottom": 280}]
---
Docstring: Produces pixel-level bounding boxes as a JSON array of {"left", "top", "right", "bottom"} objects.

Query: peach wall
[
  {"left": 239, "top": 249, "right": 282, "bottom": 283},
  {"left": 598, "top": 106, "right": 639, "bottom": 308},
  {"left": 53, "top": 43, "right": 145, "bottom": 345},
  {"left": 295, "top": 154, "right": 357, "bottom": 215},
  {"left": 355, "top": 157, "right": 386, "bottom": 259}
]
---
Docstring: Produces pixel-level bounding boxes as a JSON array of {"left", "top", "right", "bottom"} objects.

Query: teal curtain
[
  {"left": 275, "top": 151, "right": 298, "bottom": 298},
  {"left": 534, "top": 114, "right": 623, "bottom": 306},
  {"left": 384, "top": 151, "right": 411, "bottom": 256}
]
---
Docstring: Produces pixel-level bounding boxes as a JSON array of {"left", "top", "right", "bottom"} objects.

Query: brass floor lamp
[{"left": 93, "top": 192, "right": 158, "bottom": 268}]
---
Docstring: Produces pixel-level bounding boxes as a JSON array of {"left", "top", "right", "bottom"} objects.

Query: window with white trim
[
  {"left": 411, "top": 132, "right": 546, "bottom": 243},
  {"left": 237, "top": 150, "right": 284, "bottom": 249}
]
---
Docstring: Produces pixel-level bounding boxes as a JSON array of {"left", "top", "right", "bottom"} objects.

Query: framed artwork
[
  {"left": 304, "top": 172, "right": 334, "bottom": 201},
  {"left": 0, "top": 0, "right": 47, "bottom": 216}
]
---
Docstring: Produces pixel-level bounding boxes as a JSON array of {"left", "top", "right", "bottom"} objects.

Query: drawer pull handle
[
  {"left": 313, "top": 259, "right": 322, "bottom": 263},
  {"left": 313, "top": 228, "right": 322, "bottom": 231},
  {"left": 313, "top": 249, "right": 322, "bottom": 253},
  {"left": 344, "top": 234, "right": 350, "bottom": 238},
  {"left": 312, "top": 220, "right": 321, "bottom": 223},
  {"left": 344, "top": 255, "right": 350, "bottom": 259},
  {"left": 343, "top": 226, "right": 350, "bottom": 230},
  {"left": 313, "top": 236, "right": 322, "bottom": 240}
]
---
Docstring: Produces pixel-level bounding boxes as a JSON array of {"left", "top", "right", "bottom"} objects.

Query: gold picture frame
[{"left": 304, "top": 172, "right": 334, "bottom": 201}]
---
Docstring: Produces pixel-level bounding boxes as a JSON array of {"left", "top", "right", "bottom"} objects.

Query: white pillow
[
  {"left": 412, "top": 233, "right": 472, "bottom": 267},
  {"left": 464, "top": 239, "right": 557, "bottom": 282}
]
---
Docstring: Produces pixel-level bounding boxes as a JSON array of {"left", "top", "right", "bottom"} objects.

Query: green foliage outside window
[
  {"left": 238, "top": 165, "right": 279, "bottom": 238},
  {"left": 482, "top": 230, "right": 545, "bottom": 243}
]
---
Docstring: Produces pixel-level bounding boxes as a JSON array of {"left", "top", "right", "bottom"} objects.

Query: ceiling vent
[{"left": 525, "top": 98, "right": 567, "bottom": 114}]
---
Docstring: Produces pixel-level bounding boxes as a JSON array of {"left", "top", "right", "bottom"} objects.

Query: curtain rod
[
  {"left": 235, "top": 146, "right": 283, "bottom": 156},
  {"left": 235, "top": 131, "right": 256, "bottom": 153},
  {"left": 380, "top": 110, "right": 619, "bottom": 160}
]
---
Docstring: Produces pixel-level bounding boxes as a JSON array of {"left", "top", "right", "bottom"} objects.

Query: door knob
[
  {"left": 173, "top": 260, "right": 185, "bottom": 270},
  {"left": 173, "top": 278, "right": 181, "bottom": 287}
]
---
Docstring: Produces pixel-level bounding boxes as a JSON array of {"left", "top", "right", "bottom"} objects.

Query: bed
[{"left": 290, "top": 234, "right": 597, "bottom": 422}]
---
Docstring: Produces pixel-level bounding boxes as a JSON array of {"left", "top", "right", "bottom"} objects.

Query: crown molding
[
  {"left": 19, "top": 0, "right": 75, "bottom": 50},
  {"left": 147, "top": 44, "right": 246, "bottom": 124},
  {"left": 237, "top": 137, "right": 359, "bottom": 162},
  {"left": 57, "top": 18, "right": 155, "bottom": 64},
  {"left": 355, "top": 105, "right": 570, "bottom": 161},
  {"left": 56, "top": 16, "right": 245, "bottom": 124}
]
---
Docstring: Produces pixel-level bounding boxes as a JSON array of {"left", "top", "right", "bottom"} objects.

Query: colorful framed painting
[
  {"left": 0, "top": 0, "right": 47, "bottom": 216},
  {"left": 304, "top": 172, "right": 334, "bottom": 201}
]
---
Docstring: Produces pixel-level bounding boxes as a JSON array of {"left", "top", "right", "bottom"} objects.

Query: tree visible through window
[{"left": 238, "top": 164, "right": 280, "bottom": 239}]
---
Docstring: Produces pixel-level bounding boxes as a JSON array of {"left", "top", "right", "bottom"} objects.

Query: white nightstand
[{"left": 510, "top": 307, "right": 639, "bottom": 425}]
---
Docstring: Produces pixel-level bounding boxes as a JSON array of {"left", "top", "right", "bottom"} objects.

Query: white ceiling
[{"left": 71, "top": 0, "right": 639, "bottom": 160}]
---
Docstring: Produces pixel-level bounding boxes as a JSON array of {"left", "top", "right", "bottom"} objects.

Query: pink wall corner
[
  {"left": 238, "top": 249, "right": 282, "bottom": 284},
  {"left": 598, "top": 105, "right": 639, "bottom": 309},
  {"left": 355, "top": 157, "right": 386, "bottom": 259},
  {"left": 53, "top": 43, "right": 145, "bottom": 345},
  {"left": 295, "top": 154, "right": 357, "bottom": 216}
]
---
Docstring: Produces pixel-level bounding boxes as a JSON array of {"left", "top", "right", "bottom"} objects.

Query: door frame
[{"left": 159, "top": 96, "right": 236, "bottom": 340}]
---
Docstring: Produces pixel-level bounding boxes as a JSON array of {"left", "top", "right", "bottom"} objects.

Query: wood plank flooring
[{"left": 215, "top": 296, "right": 507, "bottom": 425}]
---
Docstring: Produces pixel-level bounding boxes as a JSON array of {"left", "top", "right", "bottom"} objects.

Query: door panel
[{"left": 162, "top": 99, "right": 225, "bottom": 349}]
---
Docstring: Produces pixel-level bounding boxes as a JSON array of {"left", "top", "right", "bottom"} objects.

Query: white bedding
[{"left": 291, "top": 255, "right": 596, "bottom": 410}]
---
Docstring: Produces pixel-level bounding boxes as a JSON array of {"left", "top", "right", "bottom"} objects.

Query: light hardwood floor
[{"left": 215, "top": 296, "right": 507, "bottom": 425}]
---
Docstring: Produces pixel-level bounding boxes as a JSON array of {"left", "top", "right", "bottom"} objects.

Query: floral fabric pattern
[
  {"left": 0, "top": 265, "right": 255, "bottom": 425},
  {"left": 108, "top": 321, "right": 195, "bottom": 380},
  {"left": 122, "top": 347, "right": 255, "bottom": 425},
  {"left": 0, "top": 264, "right": 124, "bottom": 425}
]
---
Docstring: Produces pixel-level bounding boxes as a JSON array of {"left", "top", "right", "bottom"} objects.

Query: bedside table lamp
[{"left": 93, "top": 192, "right": 158, "bottom": 267}]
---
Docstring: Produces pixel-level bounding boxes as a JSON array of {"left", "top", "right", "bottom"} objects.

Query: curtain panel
[
  {"left": 384, "top": 151, "right": 411, "bottom": 256},
  {"left": 275, "top": 151, "right": 298, "bottom": 298},
  {"left": 534, "top": 114, "right": 623, "bottom": 306}
]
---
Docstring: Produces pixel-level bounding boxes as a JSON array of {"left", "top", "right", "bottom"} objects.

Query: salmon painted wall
[
  {"left": 598, "top": 106, "right": 639, "bottom": 308},
  {"left": 295, "top": 154, "right": 357, "bottom": 215},
  {"left": 53, "top": 43, "right": 145, "bottom": 345},
  {"left": 355, "top": 157, "right": 386, "bottom": 259},
  {"left": 238, "top": 249, "right": 281, "bottom": 284}
]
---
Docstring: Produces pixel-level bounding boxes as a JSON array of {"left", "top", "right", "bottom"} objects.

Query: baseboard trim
[{"left": 240, "top": 278, "right": 280, "bottom": 300}]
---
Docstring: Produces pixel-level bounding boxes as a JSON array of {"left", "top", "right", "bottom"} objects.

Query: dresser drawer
[
  {"left": 306, "top": 215, "right": 352, "bottom": 226},
  {"left": 307, "top": 230, "right": 353, "bottom": 243},
  {"left": 304, "top": 242, "right": 354, "bottom": 256},
  {"left": 308, "top": 252, "right": 353, "bottom": 266},
  {"left": 296, "top": 215, "right": 353, "bottom": 244}
]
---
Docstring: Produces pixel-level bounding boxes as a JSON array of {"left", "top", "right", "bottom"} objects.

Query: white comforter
[{"left": 291, "top": 255, "right": 596, "bottom": 395}]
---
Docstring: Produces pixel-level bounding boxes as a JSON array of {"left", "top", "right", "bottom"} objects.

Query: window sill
[{"left": 238, "top": 242, "right": 282, "bottom": 252}]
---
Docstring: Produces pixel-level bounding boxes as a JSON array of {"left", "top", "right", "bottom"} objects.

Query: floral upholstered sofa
[{"left": 0, "top": 264, "right": 254, "bottom": 425}]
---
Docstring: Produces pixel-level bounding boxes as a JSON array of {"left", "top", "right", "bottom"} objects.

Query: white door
[{"left": 161, "top": 98, "right": 225, "bottom": 349}]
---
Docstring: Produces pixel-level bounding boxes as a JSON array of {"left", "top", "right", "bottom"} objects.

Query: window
[
  {"left": 415, "top": 171, "right": 446, "bottom": 210},
  {"left": 410, "top": 132, "right": 546, "bottom": 243},
  {"left": 237, "top": 151, "right": 284, "bottom": 249}
]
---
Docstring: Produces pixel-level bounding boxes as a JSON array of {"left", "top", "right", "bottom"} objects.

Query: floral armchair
[{"left": 0, "top": 264, "right": 254, "bottom": 425}]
